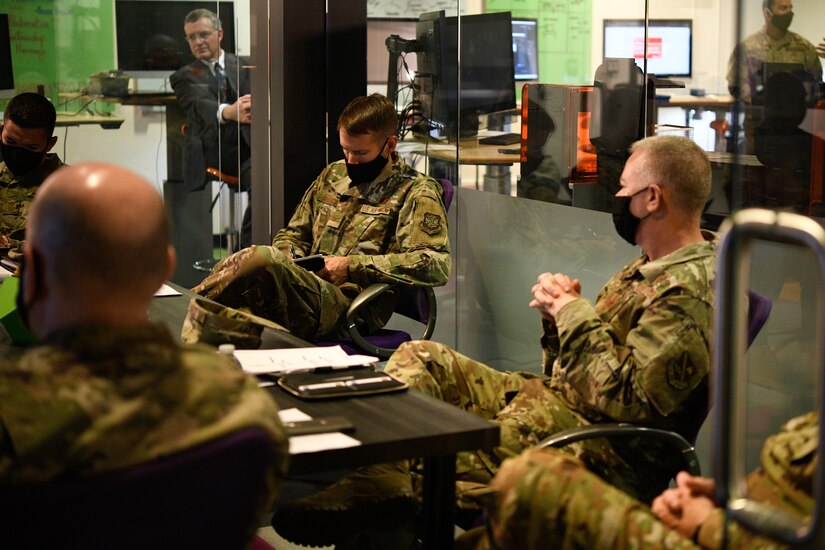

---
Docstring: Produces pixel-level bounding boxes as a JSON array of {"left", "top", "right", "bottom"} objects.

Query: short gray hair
[
  {"left": 630, "top": 136, "right": 711, "bottom": 217},
  {"left": 184, "top": 8, "right": 221, "bottom": 30}
]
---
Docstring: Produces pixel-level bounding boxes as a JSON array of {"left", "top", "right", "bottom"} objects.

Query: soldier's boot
[{"left": 271, "top": 460, "right": 418, "bottom": 547}]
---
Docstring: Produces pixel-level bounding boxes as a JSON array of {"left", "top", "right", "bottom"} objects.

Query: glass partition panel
[{"left": 727, "top": 0, "right": 824, "bottom": 221}]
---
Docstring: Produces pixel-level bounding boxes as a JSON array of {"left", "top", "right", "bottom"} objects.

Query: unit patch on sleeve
[{"left": 420, "top": 213, "right": 443, "bottom": 235}]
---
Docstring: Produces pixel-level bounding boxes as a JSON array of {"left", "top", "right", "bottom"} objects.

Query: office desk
[
  {"left": 151, "top": 286, "right": 500, "bottom": 549},
  {"left": 656, "top": 94, "right": 736, "bottom": 151},
  {"left": 268, "top": 387, "right": 499, "bottom": 549},
  {"left": 55, "top": 113, "right": 125, "bottom": 129},
  {"left": 400, "top": 137, "right": 519, "bottom": 194}
]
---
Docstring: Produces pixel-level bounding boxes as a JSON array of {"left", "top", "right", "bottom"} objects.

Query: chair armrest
[
  {"left": 345, "top": 283, "right": 437, "bottom": 359},
  {"left": 536, "top": 423, "right": 701, "bottom": 476}
]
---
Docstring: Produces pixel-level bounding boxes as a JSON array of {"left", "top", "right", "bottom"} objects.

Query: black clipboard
[{"left": 278, "top": 367, "right": 407, "bottom": 399}]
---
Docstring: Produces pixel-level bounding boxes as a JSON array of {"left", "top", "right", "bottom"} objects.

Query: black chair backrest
[{"left": 0, "top": 427, "right": 275, "bottom": 550}]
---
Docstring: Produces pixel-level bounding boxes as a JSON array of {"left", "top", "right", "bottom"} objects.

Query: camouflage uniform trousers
[
  {"left": 462, "top": 447, "right": 698, "bottom": 550},
  {"left": 385, "top": 340, "right": 641, "bottom": 506},
  {"left": 192, "top": 245, "right": 353, "bottom": 341}
]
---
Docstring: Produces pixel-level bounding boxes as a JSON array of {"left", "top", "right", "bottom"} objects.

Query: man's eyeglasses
[{"left": 185, "top": 30, "right": 217, "bottom": 43}]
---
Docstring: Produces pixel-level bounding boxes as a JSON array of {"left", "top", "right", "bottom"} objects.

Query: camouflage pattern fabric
[
  {"left": 727, "top": 29, "right": 822, "bottom": 104},
  {"left": 192, "top": 154, "right": 450, "bottom": 341},
  {"left": 0, "top": 154, "right": 64, "bottom": 238},
  {"left": 387, "top": 232, "right": 716, "bottom": 502},
  {"left": 0, "top": 322, "right": 289, "bottom": 508},
  {"left": 474, "top": 413, "right": 816, "bottom": 550},
  {"left": 726, "top": 29, "right": 822, "bottom": 154},
  {"left": 180, "top": 297, "right": 291, "bottom": 349}
]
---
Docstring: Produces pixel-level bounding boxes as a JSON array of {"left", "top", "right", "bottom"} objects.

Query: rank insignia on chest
[{"left": 420, "top": 213, "right": 443, "bottom": 235}]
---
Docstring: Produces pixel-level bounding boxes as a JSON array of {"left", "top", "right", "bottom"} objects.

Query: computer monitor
[
  {"left": 603, "top": 19, "right": 692, "bottom": 78},
  {"left": 0, "top": 14, "right": 14, "bottom": 98},
  {"left": 512, "top": 18, "right": 538, "bottom": 81},
  {"left": 416, "top": 11, "right": 517, "bottom": 139},
  {"left": 114, "top": 0, "right": 237, "bottom": 78}
]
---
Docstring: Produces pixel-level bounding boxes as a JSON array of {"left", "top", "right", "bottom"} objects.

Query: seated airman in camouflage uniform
[
  {"left": 0, "top": 162, "right": 288, "bottom": 517},
  {"left": 473, "top": 412, "right": 816, "bottom": 550},
  {"left": 0, "top": 93, "right": 64, "bottom": 247},
  {"left": 191, "top": 94, "right": 451, "bottom": 342},
  {"left": 271, "top": 136, "right": 716, "bottom": 548}
]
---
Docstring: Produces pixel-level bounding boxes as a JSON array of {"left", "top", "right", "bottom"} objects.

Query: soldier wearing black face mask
[
  {"left": 0, "top": 93, "right": 64, "bottom": 246},
  {"left": 726, "top": 0, "right": 822, "bottom": 153}
]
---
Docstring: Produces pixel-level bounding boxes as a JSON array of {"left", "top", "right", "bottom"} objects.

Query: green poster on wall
[
  {"left": 487, "top": 0, "right": 592, "bottom": 87},
  {"left": 3, "top": 0, "right": 115, "bottom": 110}
]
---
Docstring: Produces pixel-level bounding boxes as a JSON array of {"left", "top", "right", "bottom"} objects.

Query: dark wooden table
[{"left": 152, "top": 286, "right": 500, "bottom": 549}]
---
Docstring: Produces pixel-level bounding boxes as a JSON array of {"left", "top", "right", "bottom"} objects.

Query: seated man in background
[
  {"left": 192, "top": 93, "right": 450, "bottom": 342},
  {"left": 272, "top": 135, "right": 716, "bottom": 547},
  {"left": 0, "top": 92, "right": 64, "bottom": 246},
  {"left": 475, "top": 412, "right": 816, "bottom": 550},
  {"left": 0, "top": 162, "right": 288, "bottom": 509}
]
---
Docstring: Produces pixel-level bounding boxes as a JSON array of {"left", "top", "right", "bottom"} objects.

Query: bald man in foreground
[{"left": 0, "top": 163, "right": 288, "bottom": 506}]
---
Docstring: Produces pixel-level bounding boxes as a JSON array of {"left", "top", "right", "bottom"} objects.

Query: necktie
[{"left": 214, "top": 62, "right": 231, "bottom": 103}]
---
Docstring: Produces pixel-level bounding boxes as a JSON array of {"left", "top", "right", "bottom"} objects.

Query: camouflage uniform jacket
[
  {"left": 697, "top": 412, "right": 816, "bottom": 550},
  {"left": 727, "top": 28, "right": 822, "bottom": 103},
  {"left": 0, "top": 322, "right": 288, "bottom": 504},
  {"left": 272, "top": 153, "right": 451, "bottom": 289},
  {"left": 0, "top": 153, "right": 64, "bottom": 237},
  {"left": 542, "top": 231, "right": 717, "bottom": 435}
]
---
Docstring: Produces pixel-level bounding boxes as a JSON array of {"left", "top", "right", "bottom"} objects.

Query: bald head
[{"left": 24, "top": 163, "right": 174, "bottom": 333}]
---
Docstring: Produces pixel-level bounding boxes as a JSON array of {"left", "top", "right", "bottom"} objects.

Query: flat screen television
[
  {"left": 512, "top": 18, "right": 538, "bottom": 81},
  {"left": 416, "top": 11, "right": 516, "bottom": 139},
  {"left": 603, "top": 19, "right": 692, "bottom": 78},
  {"left": 0, "top": 14, "right": 14, "bottom": 98},
  {"left": 115, "top": 0, "right": 237, "bottom": 78}
]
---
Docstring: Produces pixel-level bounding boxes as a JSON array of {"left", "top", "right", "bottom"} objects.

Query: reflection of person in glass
[
  {"left": 726, "top": 0, "right": 822, "bottom": 152},
  {"left": 170, "top": 9, "right": 252, "bottom": 247},
  {"left": 518, "top": 106, "right": 567, "bottom": 205}
]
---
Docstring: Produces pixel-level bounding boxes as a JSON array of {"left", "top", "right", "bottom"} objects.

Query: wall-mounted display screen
[
  {"left": 0, "top": 14, "right": 14, "bottom": 96},
  {"left": 115, "top": 0, "right": 236, "bottom": 77},
  {"left": 603, "top": 19, "right": 692, "bottom": 78}
]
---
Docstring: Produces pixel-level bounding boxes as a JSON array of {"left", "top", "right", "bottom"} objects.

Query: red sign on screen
[{"left": 633, "top": 36, "right": 663, "bottom": 59}]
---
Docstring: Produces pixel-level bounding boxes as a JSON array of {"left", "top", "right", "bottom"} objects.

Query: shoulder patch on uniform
[
  {"left": 420, "top": 212, "right": 443, "bottom": 235},
  {"left": 667, "top": 356, "right": 694, "bottom": 391}
]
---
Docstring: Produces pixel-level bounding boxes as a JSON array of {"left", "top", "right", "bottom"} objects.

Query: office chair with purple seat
[
  {"left": 316, "top": 178, "right": 454, "bottom": 359},
  {"left": 0, "top": 427, "right": 277, "bottom": 550}
]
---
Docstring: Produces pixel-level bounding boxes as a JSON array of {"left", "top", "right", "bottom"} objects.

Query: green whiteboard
[{"left": 2, "top": 0, "right": 115, "bottom": 110}]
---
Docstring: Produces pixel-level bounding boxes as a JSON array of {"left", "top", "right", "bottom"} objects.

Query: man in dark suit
[{"left": 171, "top": 8, "right": 251, "bottom": 249}]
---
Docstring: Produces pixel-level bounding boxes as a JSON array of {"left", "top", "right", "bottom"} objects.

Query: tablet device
[{"left": 293, "top": 254, "right": 325, "bottom": 272}]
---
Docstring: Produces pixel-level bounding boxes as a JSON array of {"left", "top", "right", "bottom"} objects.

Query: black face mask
[
  {"left": 345, "top": 138, "right": 390, "bottom": 184},
  {"left": 612, "top": 189, "right": 649, "bottom": 246},
  {"left": 0, "top": 140, "right": 47, "bottom": 176},
  {"left": 770, "top": 10, "right": 793, "bottom": 32}
]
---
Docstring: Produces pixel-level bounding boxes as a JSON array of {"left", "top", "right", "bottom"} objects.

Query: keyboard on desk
[{"left": 478, "top": 133, "right": 521, "bottom": 145}]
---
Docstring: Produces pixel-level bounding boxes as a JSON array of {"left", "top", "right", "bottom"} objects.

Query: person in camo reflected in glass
[
  {"left": 170, "top": 8, "right": 252, "bottom": 247},
  {"left": 0, "top": 92, "right": 63, "bottom": 248},
  {"left": 726, "top": 0, "right": 822, "bottom": 153}
]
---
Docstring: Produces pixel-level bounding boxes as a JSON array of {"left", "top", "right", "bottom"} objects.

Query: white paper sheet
[
  {"left": 154, "top": 283, "right": 181, "bottom": 297},
  {"left": 235, "top": 345, "right": 378, "bottom": 375},
  {"left": 278, "top": 408, "right": 361, "bottom": 453},
  {"left": 288, "top": 432, "right": 362, "bottom": 454}
]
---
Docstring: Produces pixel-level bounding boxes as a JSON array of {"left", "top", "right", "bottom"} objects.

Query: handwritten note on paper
[{"left": 234, "top": 346, "right": 379, "bottom": 375}]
